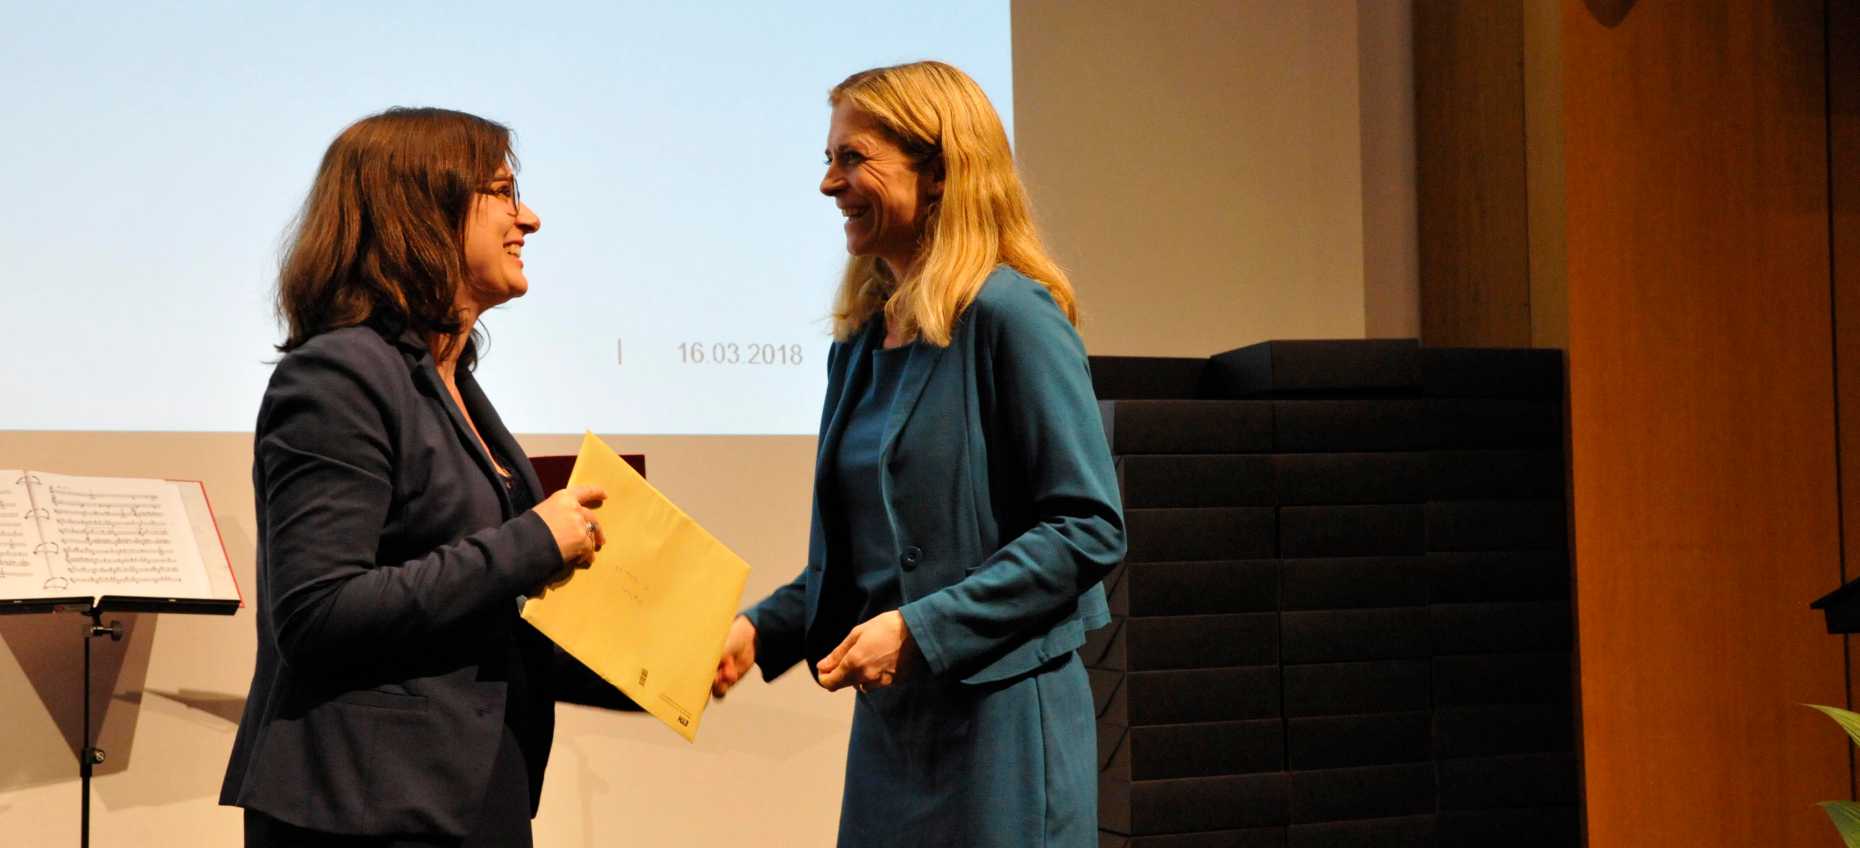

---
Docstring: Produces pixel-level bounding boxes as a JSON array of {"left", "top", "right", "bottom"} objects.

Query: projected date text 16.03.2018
[{"left": 675, "top": 342, "right": 806, "bottom": 366}]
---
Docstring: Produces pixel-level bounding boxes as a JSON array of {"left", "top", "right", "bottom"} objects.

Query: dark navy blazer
[
  {"left": 220, "top": 325, "right": 568, "bottom": 837},
  {"left": 750, "top": 266, "right": 1126, "bottom": 685}
]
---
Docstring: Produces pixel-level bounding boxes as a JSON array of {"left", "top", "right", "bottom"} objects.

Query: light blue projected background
[{"left": 0, "top": 2, "right": 1012, "bottom": 434}]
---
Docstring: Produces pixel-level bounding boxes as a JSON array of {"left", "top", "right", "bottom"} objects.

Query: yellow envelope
[{"left": 520, "top": 432, "right": 750, "bottom": 742}]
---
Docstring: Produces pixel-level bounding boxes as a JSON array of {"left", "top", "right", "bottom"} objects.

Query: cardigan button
[{"left": 900, "top": 546, "right": 923, "bottom": 570}]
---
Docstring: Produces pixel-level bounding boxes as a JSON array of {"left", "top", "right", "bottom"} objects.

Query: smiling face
[
  {"left": 459, "top": 165, "right": 541, "bottom": 313},
  {"left": 820, "top": 102, "right": 941, "bottom": 276}
]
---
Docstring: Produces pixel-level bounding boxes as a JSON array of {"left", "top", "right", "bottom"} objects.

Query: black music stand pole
[{"left": 80, "top": 607, "right": 122, "bottom": 848}]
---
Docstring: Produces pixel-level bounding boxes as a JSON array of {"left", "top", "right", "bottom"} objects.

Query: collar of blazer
[
  {"left": 381, "top": 324, "right": 541, "bottom": 515},
  {"left": 817, "top": 317, "right": 950, "bottom": 484}
]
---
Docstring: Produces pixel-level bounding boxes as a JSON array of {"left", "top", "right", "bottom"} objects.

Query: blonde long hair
[{"left": 828, "top": 61, "right": 1076, "bottom": 345}]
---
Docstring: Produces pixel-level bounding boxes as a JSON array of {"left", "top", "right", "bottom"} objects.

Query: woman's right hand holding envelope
[
  {"left": 533, "top": 484, "right": 607, "bottom": 570},
  {"left": 712, "top": 614, "right": 758, "bottom": 698}
]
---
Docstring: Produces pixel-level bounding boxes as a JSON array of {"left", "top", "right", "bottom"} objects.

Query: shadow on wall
[
  {"left": 1582, "top": 0, "right": 1636, "bottom": 28},
  {"left": 93, "top": 686, "right": 246, "bottom": 811},
  {"left": 0, "top": 612, "right": 153, "bottom": 791},
  {"left": 127, "top": 688, "right": 247, "bottom": 726}
]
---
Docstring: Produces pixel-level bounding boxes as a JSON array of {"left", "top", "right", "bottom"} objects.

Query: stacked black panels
[{"left": 1089, "top": 341, "right": 1577, "bottom": 848}]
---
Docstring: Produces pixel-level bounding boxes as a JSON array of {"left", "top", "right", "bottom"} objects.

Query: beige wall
[
  {"left": 1015, "top": 0, "right": 1418, "bottom": 354},
  {"left": 0, "top": 2, "right": 1414, "bottom": 844}
]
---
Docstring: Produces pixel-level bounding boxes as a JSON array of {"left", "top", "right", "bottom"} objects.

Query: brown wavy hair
[{"left": 275, "top": 107, "right": 516, "bottom": 368}]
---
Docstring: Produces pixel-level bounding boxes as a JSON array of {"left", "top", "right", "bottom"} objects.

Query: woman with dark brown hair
[{"left": 220, "top": 107, "right": 614, "bottom": 847}]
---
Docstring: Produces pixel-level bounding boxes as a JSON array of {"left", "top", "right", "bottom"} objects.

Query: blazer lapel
[
  {"left": 815, "top": 321, "right": 880, "bottom": 475},
  {"left": 396, "top": 329, "right": 518, "bottom": 518},
  {"left": 457, "top": 368, "right": 542, "bottom": 511},
  {"left": 879, "top": 340, "right": 948, "bottom": 462}
]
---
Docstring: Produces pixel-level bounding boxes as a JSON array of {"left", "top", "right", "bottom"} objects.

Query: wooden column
[
  {"left": 1832, "top": 0, "right": 1860, "bottom": 793},
  {"left": 1415, "top": 1, "right": 1533, "bottom": 346},
  {"left": 1563, "top": 2, "right": 1846, "bottom": 846}
]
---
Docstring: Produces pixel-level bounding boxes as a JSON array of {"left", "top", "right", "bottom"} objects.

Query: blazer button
[{"left": 900, "top": 546, "right": 923, "bottom": 570}]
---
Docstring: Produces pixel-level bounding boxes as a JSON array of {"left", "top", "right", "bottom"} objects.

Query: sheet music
[
  {"left": 0, "top": 472, "right": 42, "bottom": 591},
  {"left": 27, "top": 470, "right": 210, "bottom": 599}
]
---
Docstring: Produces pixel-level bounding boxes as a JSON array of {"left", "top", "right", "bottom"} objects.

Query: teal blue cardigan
[{"left": 748, "top": 266, "right": 1125, "bottom": 685}]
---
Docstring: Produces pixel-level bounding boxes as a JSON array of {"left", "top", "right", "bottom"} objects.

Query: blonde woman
[{"left": 713, "top": 62, "right": 1125, "bottom": 847}]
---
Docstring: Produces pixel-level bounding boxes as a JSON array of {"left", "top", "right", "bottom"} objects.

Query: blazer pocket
[{"left": 333, "top": 687, "right": 429, "bottom": 712}]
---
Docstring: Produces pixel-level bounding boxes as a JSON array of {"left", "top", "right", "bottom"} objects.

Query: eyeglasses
[{"left": 479, "top": 178, "right": 521, "bottom": 215}]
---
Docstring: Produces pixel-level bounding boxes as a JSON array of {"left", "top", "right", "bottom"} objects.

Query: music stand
[
  {"left": 2, "top": 472, "right": 239, "bottom": 848},
  {"left": 2, "top": 596, "right": 239, "bottom": 848}
]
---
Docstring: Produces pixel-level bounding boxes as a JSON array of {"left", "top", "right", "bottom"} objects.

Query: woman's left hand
[{"left": 817, "top": 610, "right": 916, "bottom": 693}]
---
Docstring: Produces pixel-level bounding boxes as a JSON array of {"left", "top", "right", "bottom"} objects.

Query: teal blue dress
[
  {"left": 747, "top": 268, "right": 1125, "bottom": 848},
  {"left": 820, "top": 337, "right": 1098, "bottom": 847},
  {"left": 823, "top": 344, "right": 910, "bottom": 631}
]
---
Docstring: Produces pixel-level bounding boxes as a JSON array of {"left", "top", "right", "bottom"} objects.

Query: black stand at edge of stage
[
  {"left": 82, "top": 606, "right": 121, "bottom": 848},
  {"left": 3, "top": 595, "right": 239, "bottom": 848}
]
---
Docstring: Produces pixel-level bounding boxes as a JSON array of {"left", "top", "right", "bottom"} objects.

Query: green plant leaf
[
  {"left": 1807, "top": 704, "right": 1860, "bottom": 749},
  {"left": 1819, "top": 801, "right": 1860, "bottom": 848}
]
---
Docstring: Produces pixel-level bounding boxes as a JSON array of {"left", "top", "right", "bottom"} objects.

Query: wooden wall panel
[
  {"left": 1524, "top": 0, "right": 1569, "bottom": 350},
  {"left": 1415, "top": 1, "right": 1532, "bottom": 347},
  {"left": 1563, "top": 2, "right": 1846, "bottom": 847},
  {"left": 1833, "top": 0, "right": 1860, "bottom": 790}
]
